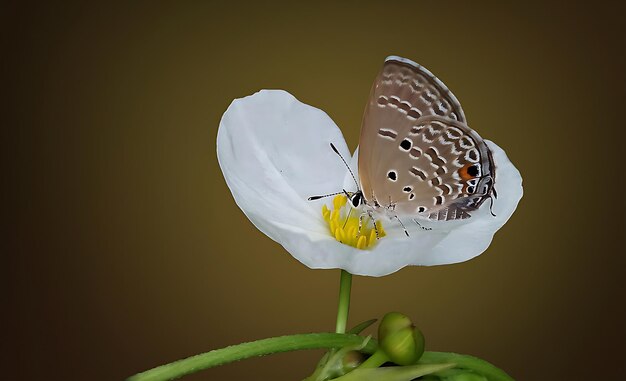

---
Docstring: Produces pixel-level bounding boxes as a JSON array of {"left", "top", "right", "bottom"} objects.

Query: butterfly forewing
[{"left": 359, "top": 56, "right": 495, "bottom": 221}]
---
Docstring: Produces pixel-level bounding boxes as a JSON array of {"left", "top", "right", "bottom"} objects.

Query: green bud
[
  {"left": 378, "top": 312, "right": 413, "bottom": 341},
  {"left": 341, "top": 350, "right": 365, "bottom": 373},
  {"left": 378, "top": 312, "right": 425, "bottom": 365}
]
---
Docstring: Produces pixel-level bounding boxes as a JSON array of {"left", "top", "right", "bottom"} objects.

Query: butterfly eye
[{"left": 350, "top": 193, "right": 364, "bottom": 208}]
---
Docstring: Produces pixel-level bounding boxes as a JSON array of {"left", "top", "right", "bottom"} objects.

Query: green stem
[
  {"left": 335, "top": 270, "right": 353, "bottom": 334},
  {"left": 357, "top": 349, "right": 389, "bottom": 369},
  {"left": 333, "top": 363, "right": 455, "bottom": 381},
  {"left": 127, "top": 333, "right": 377, "bottom": 381}
]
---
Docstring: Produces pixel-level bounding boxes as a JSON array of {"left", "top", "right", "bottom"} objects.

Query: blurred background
[{"left": 2, "top": 2, "right": 624, "bottom": 380}]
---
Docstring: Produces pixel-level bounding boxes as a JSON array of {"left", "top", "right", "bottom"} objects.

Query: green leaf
[
  {"left": 127, "top": 333, "right": 376, "bottom": 381},
  {"left": 347, "top": 319, "right": 377, "bottom": 335},
  {"left": 420, "top": 352, "right": 515, "bottom": 381}
]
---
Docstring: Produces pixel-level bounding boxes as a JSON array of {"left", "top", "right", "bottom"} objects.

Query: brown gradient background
[{"left": 2, "top": 2, "right": 624, "bottom": 381}]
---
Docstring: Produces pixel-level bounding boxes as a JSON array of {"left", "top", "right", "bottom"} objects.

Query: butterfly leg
[
  {"left": 387, "top": 196, "right": 396, "bottom": 211},
  {"left": 366, "top": 210, "right": 381, "bottom": 240},
  {"left": 393, "top": 215, "right": 410, "bottom": 237},
  {"left": 357, "top": 211, "right": 372, "bottom": 237},
  {"left": 357, "top": 212, "right": 365, "bottom": 236},
  {"left": 412, "top": 219, "right": 432, "bottom": 231}
]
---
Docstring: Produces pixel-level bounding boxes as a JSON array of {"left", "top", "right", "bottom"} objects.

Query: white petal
[
  {"left": 267, "top": 221, "right": 447, "bottom": 277},
  {"left": 217, "top": 90, "right": 351, "bottom": 242}
]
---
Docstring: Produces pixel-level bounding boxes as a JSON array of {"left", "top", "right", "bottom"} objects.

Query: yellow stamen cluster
[{"left": 322, "top": 195, "right": 386, "bottom": 250}]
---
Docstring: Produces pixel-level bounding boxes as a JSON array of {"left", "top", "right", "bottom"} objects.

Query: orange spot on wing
[{"left": 458, "top": 164, "right": 474, "bottom": 181}]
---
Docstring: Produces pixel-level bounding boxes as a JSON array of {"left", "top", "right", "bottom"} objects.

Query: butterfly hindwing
[{"left": 358, "top": 57, "right": 495, "bottom": 221}]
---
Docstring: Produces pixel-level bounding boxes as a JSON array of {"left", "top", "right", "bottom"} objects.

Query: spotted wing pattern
[{"left": 358, "top": 57, "right": 495, "bottom": 221}]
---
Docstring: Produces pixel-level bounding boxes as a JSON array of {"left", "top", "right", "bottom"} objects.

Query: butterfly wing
[{"left": 358, "top": 56, "right": 495, "bottom": 221}]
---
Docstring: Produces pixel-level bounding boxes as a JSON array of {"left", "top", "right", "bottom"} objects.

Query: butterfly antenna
[
  {"left": 330, "top": 143, "right": 359, "bottom": 190},
  {"left": 308, "top": 191, "right": 344, "bottom": 201}
]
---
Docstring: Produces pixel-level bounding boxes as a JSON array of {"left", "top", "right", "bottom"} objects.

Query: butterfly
[{"left": 312, "top": 56, "right": 496, "bottom": 232}]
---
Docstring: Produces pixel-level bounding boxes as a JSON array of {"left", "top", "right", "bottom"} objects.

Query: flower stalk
[{"left": 335, "top": 270, "right": 353, "bottom": 334}]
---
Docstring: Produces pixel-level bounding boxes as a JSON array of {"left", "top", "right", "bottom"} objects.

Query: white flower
[{"left": 217, "top": 90, "right": 523, "bottom": 277}]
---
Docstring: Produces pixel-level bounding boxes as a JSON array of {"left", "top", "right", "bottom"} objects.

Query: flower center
[{"left": 321, "top": 195, "right": 386, "bottom": 250}]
